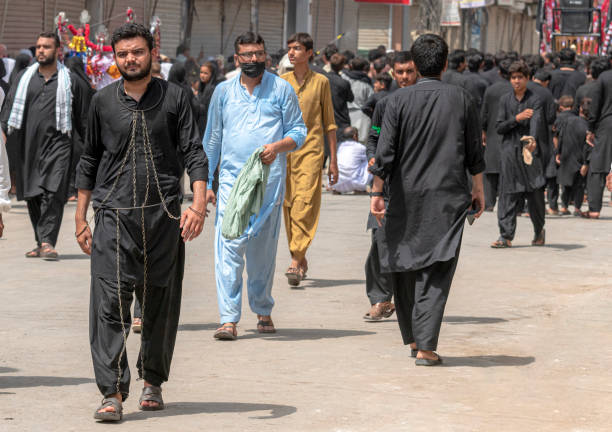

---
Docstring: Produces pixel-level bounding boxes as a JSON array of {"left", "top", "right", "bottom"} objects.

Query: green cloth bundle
[{"left": 221, "top": 147, "right": 270, "bottom": 239}]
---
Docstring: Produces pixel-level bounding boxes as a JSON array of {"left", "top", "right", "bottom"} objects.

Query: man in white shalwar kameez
[
  {"left": 0, "top": 87, "right": 10, "bottom": 237},
  {"left": 332, "top": 127, "right": 372, "bottom": 194}
]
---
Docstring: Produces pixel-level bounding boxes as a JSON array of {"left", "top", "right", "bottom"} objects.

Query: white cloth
[
  {"left": 160, "top": 62, "right": 173, "bottom": 80},
  {"left": 0, "top": 87, "right": 10, "bottom": 212},
  {"left": 332, "top": 139, "right": 372, "bottom": 194},
  {"left": 2, "top": 58, "right": 15, "bottom": 83}
]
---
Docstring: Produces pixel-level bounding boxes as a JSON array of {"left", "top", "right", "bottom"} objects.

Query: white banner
[{"left": 441, "top": 0, "right": 461, "bottom": 26}]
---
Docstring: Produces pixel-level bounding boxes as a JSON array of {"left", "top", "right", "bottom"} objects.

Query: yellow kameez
[{"left": 281, "top": 69, "right": 337, "bottom": 261}]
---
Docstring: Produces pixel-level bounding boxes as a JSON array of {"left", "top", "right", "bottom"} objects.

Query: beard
[
  {"left": 118, "top": 56, "right": 152, "bottom": 81},
  {"left": 37, "top": 53, "right": 56, "bottom": 66}
]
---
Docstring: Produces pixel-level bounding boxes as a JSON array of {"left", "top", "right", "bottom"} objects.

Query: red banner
[{"left": 354, "top": 0, "right": 412, "bottom": 4}]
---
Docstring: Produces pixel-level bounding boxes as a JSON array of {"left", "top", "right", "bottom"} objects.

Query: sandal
[
  {"left": 139, "top": 385, "right": 165, "bottom": 411},
  {"left": 363, "top": 302, "right": 395, "bottom": 321},
  {"left": 25, "top": 247, "right": 41, "bottom": 258},
  {"left": 132, "top": 318, "right": 142, "bottom": 333},
  {"left": 415, "top": 354, "right": 443, "bottom": 366},
  {"left": 491, "top": 238, "right": 512, "bottom": 248},
  {"left": 532, "top": 229, "right": 546, "bottom": 246},
  {"left": 40, "top": 244, "right": 59, "bottom": 261},
  {"left": 214, "top": 323, "right": 237, "bottom": 340},
  {"left": 256, "top": 316, "right": 276, "bottom": 334},
  {"left": 93, "top": 396, "right": 123, "bottom": 421},
  {"left": 285, "top": 267, "right": 301, "bottom": 287}
]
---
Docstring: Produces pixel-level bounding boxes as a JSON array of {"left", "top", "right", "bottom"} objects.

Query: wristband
[
  {"left": 370, "top": 192, "right": 384, "bottom": 197},
  {"left": 188, "top": 206, "right": 205, "bottom": 218}
]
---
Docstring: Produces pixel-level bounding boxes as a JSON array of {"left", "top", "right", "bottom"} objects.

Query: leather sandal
[
  {"left": 363, "top": 302, "right": 395, "bottom": 321},
  {"left": 214, "top": 323, "right": 237, "bottom": 340},
  {"left": 256, "top": 316, "right": 276, "bottom": 333},
  {"left": 139, "top": 385, "right": 164, "bottom": 411},
  {"left": 285, "top": 267, "right": 301, "bottom": 287},
  {"left": 415, "top": 354, "right": 443, "bottom": 366},
  {"left": 491, "top": 238, "right": 512, "bottom": 248},
  {"left": 25, "top": 247, "right": 41, "bottom": 258},
  {"left": 40, "top": 244, "right": 59, "bottom": 261},
  {"left": 93, "top": 396, "right": 123, "bottom": 421}
]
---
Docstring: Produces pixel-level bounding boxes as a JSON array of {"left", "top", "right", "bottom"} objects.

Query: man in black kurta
[
  {"left": 0, "top": 33, "right": 86, "bottom": 259},
  {"left": 492, "top": 61, "right": 546, "bottom": 248},
  {"left": 362, "top": 51, "right": 417, "bottom": 321},
  {"left": 585, "top": 68, "right": 612, "bottom": 218},
  {"left": 75, "top": 24, "right": 208, "bottom": 421},
  {"left": 548, "top": 48, "right": 586, "bottom": 100},
  {"left": 481, "top": 60, "right": 512, "bottom": 210},
  {"left": 370, "top": 34, "right": 485, "bottom": 365}
]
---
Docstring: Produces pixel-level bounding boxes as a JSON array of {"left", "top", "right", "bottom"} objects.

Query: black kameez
[
  {"left": 76, "top": 78, "right": 208, "bottom": 399},
  {"left": 556, "top": 113, "right": 588, "bottom": 209},
  {"left": 0, "top": 68, "right": 86, "bottom": 246},
  {"left": 371, "top": 78, "right": 484, "bottom": 351},
  {"left": 495, "top": 88, "right": 546, "bottom": 241}
]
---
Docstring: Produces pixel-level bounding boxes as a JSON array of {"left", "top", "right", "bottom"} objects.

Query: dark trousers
[
  {"left": 587, "top": 172, "right": 607, "bottom": 213},
  {"left": 546, "top": 177, "right": 559, "bottom": 210},
  {"left": 561, "top": 173, "right": 585, "bottom": 210},
  {"left": 89, "top": 249, "right": 184, "bottom": 400},
  {"left": 134, "top": 298, "right": 142, "bottom": 319},
  {"left": 484, "top": 173, "right": 499, "bottom": 209},
  {"left": 26, "top": 191, "right": 65, "bottom": 247},
  {"left": 497, "top": 188, "right": 545, "bottom": 241},
  {"left": 365, "top": 229, "right": 395, "bottom": 305},
  {"left": 392, "top": 255, "right": 460, "bottom": 351}
]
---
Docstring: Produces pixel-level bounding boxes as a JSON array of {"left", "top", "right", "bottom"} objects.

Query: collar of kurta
[
  {"left": 117, "top": 77, "right": 165, "bottom": 112},
  {"left": 289, "top": 68, "right": 313, "bottom": 90}
]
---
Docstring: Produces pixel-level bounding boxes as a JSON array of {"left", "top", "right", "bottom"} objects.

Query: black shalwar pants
[
  {"left": 391, "top": 254, "right": 460, "bottom": 351},
  {"left": 587, "top": 172, "right": 607, "bottom": 213},
  {"left": 484, "top": 173, "right": 499, "bottom": 209},
  {"left": 561, "top": 173, "right": 585, "bottom": 210},
  {"left": 26, "top": 190, "right": 65, "bottom": 247},
  {"left": 365, "top": 229, "right": 395, "bottom": 305},
  {"left": 546, "top": 177, "right": 559, "bottom": 211},
  {"left": 497, "top": 187, "right": 545, "bottom": 241}
]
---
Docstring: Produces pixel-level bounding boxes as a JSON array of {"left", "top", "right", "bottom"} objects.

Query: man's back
[
  {"left": 326, "top": 71, "right": 353, "bottom": 128},
  {"left": 550, "top": 68, "right": 586, "bottom": 99}
]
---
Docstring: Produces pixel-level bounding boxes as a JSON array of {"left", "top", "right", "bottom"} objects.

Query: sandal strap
[
  {"left": 257, "top": 320, "right": 274, "bottom": 327},
  {"left": 100, "top": 397, "right": 122, "bottom": 412}
]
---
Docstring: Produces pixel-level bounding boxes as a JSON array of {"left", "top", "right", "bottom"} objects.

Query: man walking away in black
[{"left": 370, "top": 34, "right": 485, "bottom": 365}]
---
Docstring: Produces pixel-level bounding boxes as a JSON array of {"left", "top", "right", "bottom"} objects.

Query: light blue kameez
[{"left": 204, "top": 71, "right": 306, "bottom": 323}]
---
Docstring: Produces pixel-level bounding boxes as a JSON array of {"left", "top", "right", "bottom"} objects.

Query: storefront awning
[{"left": 354, "top": 0, "right": 412, "bottom": 5}]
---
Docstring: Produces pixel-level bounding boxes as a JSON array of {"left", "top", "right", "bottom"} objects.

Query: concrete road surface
[{"left": 1, "top": 191, "right": 611, "bottom": 431}]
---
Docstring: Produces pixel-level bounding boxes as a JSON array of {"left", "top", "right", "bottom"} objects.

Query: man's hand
[
  {"left": 482, "top": 131, "right": 487, "bottom": 147},
  {"left": 328, "top": 159, "right": 339, "bottom": 186},
  {"left": 75, "top": 218, "right": 93, "bottom": 255},
  {"left": 586, "top": 131, "right": 595, "bottom": 147},
  {"left": 205, "top": 189, "right": 217, "bottom": 208},
  {"left": 0, "top": 213, "right": 4, "bottom": 238},
  {"left": 607, "top": 172, "right": 612, "bottom": 192},
  {"left": 556, "top": 154, "right": 561, "bottom": 165},
  {"left": 580, "top": 164, "right": 588, "bottom": 177},
  {"left": 470, "top": 173, "right": 485, "bottom": 219},
  {"left": 180, "top": 180, "right": 207, "bottom": 242},
  {"left": 260, "top": 144, "right": 278, "bottom": 165},
  {"left": 368, "top": 157, "right": 375, "bottom": 167},
  {"left": 371, "top": 196, "right": 385, "bottom": 226},
  {"left": 516, "top": 109, "right": 534, "bottom": 122}
]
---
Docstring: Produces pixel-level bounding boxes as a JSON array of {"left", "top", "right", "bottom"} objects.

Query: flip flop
[
  {"left": 25, "top": 247, "right": 41, "bottom": 258},
  {"left": 214, "top": 323, "right": 237, "bottom": 340},
  {"left": 491, "top": 238, "right": 512, "bottom": 248},
  {"left": 139, "top": 385, "right": 165, "bottom": 411},
  {"left": 93, "top": 396, "right": 123, "bottom": 421},
  {"left": 285, "top": 267, "right": 301, "bottom": 287},
  {"left": 257, "top": 319, "right": 276, "bottom": 334},
  {"left": 415, "top": 354, "right": 443, "bottom": 366},
  {"left": 40, "top": 245, "right": 59, "bottom": 261}
]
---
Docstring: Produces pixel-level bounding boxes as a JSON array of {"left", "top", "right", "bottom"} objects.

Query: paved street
[{"left": 1, "top": 191, "right": 612, "bottom": 431}]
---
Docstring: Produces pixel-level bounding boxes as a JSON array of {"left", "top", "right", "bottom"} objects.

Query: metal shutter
[
  {"left": 357, "top": 3, "right": 390, "bottom": 51},
  {"left": 191, "top": 0, "right": 223, "bottom": 60},
  {"left": 0, "top": 0, "right": 45, "bottom": 53},
  {"left": 312, "top": 0, "right": 335, "bottom": 50},
  {"left": 107, "top": 1, "right": 145, "bottom": 32},
  {"left": 259, "top": 0, "right": 284, "bottom": 54},
  {"left": 45, "top": 1, "right": 87, "bottom": 32},
  {"left": 220, "top": 0, "right": 251, "bottom": 57},
  {"left": 153, "top": 0, "right": 182, "bottom": 58}
]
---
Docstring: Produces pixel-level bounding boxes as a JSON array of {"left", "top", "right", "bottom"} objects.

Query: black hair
[
  {"left": 590, "top": 56, "right": 610, "bottom": 79},
  {"left": 533, "top": 69, "right": 551, "bottom": 82},
  {"left": 234, "top": 31, "right": 266, "bottom": 53},
  {"left": 342, "top": 50, "right": 355, "bottom": 62},
  {"left": 111, "top": 23, "right": 155, "bottom": 52},
  {"left": 368, "top": 48, "right": 385, "bottom": 62},
  {"left": 498, "top": 59, "right": 512, "bottom": 80},
  {"left": 323, "top": 44, "right": 338, "bottom": 60},
  {"left": 375, "top": 72, "right": 392, "bottom": 90},
  {"left": 373, "top": 58, "right": 386, "bottom": 73},
  {"left": 467, "top": 53, "right": 483, "bottom": 73},
  {"left": 495, "top": 51, "right": 507, "bottom": 65},
  {"left": 483, "top": 53, "right": 495, "bottom": 71},
  {"left": 392, "top": 51, "right": 413, "bottom": 66},
  {"left": 287, "top": 32, "right": 313, "bottom": 51},
  {"left": 559, "top": 47, "right": 576, "bottom": 65},
  {"left": 350, "top": 56, "right": 369, "bottom": 72},
  {"left": 176, "top": 44, "right": 187, "bottom": 57},
  {"left": 410, "top": 33, "right": 448, "bottom": 78},
  {"left": 330, "top": 53, "right": 346, "bottom": 73},
  {"left": 37, "top": 31, "right": 60, "bottom": 48},
  {"left": 508, "top": 61, "right": 531, "bottom": 79},
  {"left": 448, "top": 49, "right": 466, "bottom": 70},
  {"left": 580, "top": 97, "right": 592, "bottom": 117},
  {"left": 507, "top": 51, "right": 519, "bottom": 61}
]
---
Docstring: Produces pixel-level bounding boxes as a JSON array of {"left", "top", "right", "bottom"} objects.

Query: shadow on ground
[
  {"left": 443, "top": 316, "right": 508, "bottom": 324},
  {"left": 0, "top": 376, "right": 94, "bottom": 389},
  {"left": 241, "top": 328, "right": 375, "bottom": 341},
  {"left": 122, "top": 401, "right": 296, "bottom": 420},
  {"left": 0, "top": 367, "right": 19, "bottom": 374},
  {"left": 510, "top": 244, "right": 585, "bottom": 251},
  {"left": 178, "top": 323, "right": 219, "bottom": 332},
  {"left": 299, "top": 279, "right": 365, "bottom": 288},
  {"left": 443, "top": 355, "right": 535, "bottom": 367},
  {"left": 57, "top": 254, "right": 90, "bottom": 260}
]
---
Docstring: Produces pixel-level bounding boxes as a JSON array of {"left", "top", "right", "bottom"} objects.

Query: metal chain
[{"left": 115, "top": 208, "right": 128, "bottom": 394}]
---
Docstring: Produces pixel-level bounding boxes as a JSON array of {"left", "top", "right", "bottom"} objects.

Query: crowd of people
[{"left": 1, "top": 22, "right": 612, "bottom": 422}]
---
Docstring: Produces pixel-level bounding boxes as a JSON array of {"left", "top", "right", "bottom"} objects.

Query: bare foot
[{"left": 98, "top": 392, "right": 122, "bottom": 413}]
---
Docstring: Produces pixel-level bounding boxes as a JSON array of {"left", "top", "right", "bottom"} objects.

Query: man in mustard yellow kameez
[{"left": 281, "top": 32, "right": 338, "bottom": 287}]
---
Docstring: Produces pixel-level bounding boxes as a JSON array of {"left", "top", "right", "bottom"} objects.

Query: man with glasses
[
  {"left": 204, "top": 32, "right": 306, "bottom": 339},
  {"left": 281, "top": 32, "right": 338, "bottom": 287}
]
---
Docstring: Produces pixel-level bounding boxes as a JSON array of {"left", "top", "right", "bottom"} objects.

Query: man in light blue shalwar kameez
[{"left": 204, "top": 32, "right": 307, "bottom": 340}]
